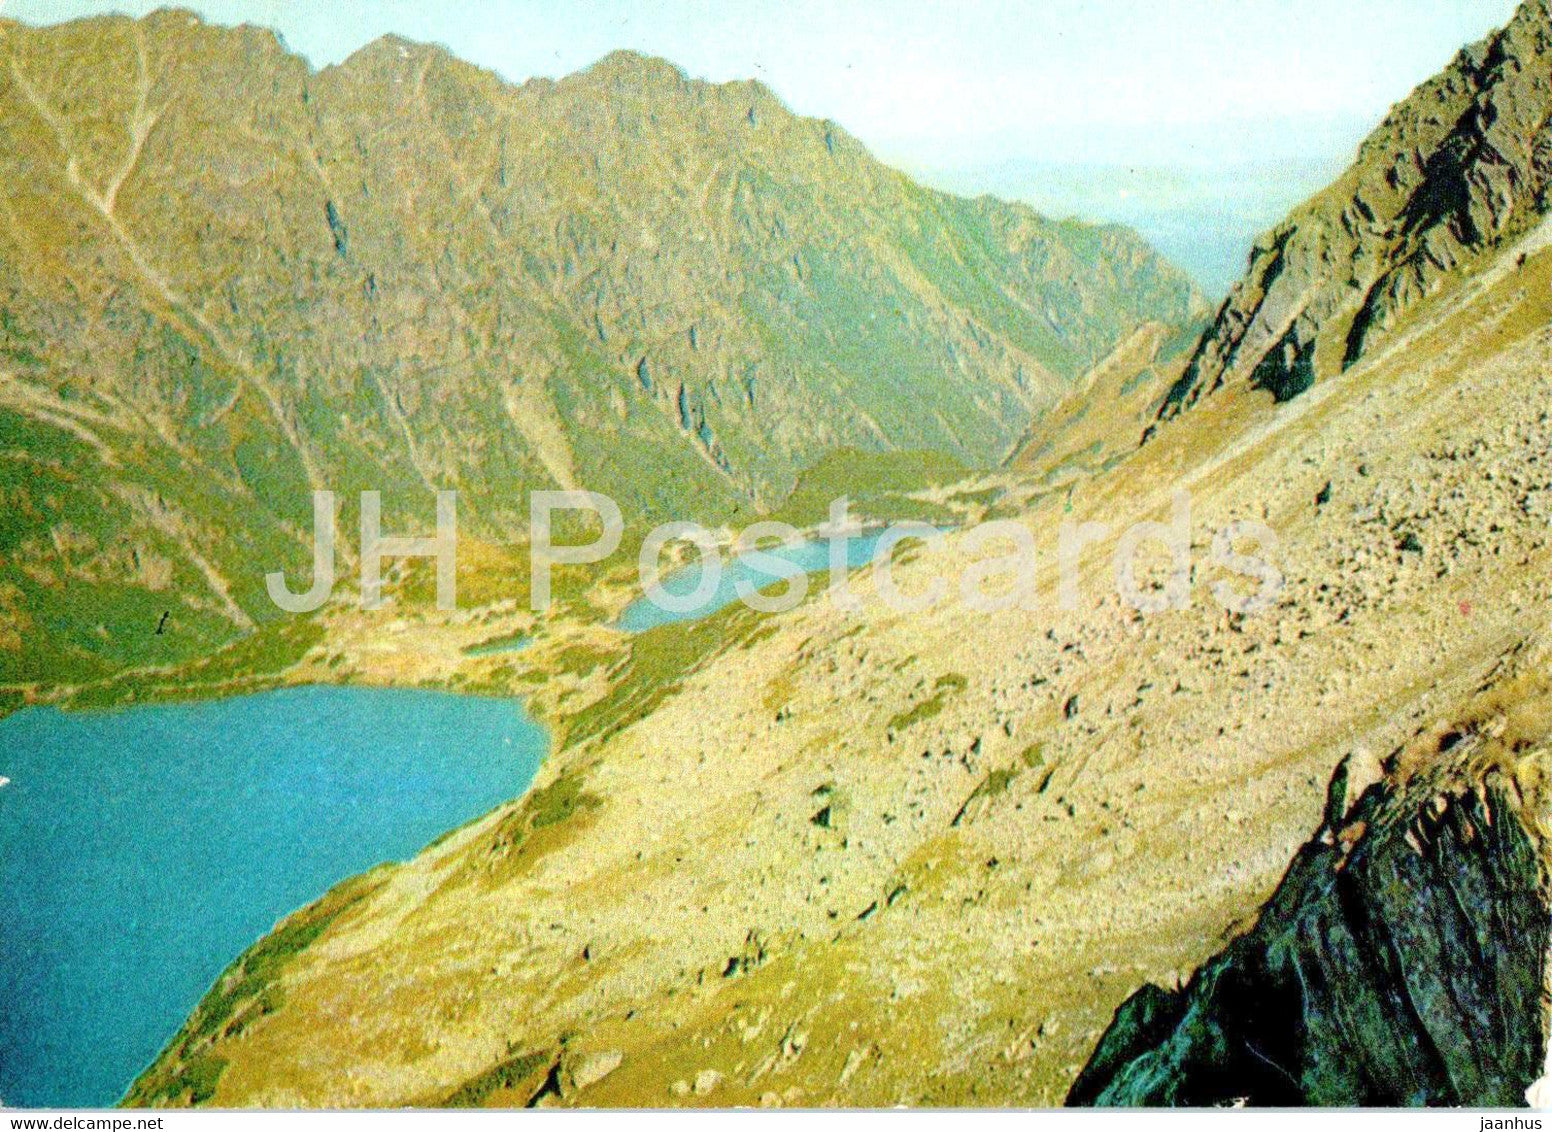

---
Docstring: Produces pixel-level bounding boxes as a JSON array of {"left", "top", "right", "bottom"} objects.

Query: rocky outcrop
[
  {"left": 1068, "top": 739, "right": 1551, "bottom": 1107},
  {"left": 1156, "top": 0, "right": 1552, "bottom": 425}
]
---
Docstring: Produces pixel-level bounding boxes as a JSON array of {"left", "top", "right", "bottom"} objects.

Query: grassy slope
[{"left": 128, "top": 214, "right": 1552, "bottom": 1107}]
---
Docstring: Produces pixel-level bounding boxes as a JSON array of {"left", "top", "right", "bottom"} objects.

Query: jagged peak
[
  {"left": 0, "top": 6, "right": 188, "bottom": 40},
  {"left": 569, "top": 48, "right": 793, "bottom": 114},
  {"left": 581, "top": 48, "right": 691, "bottom": 86},
  {"left": 336, "top": 31, "right": 457, "bottom": 74},
  {"left": 139, "top": 6, "right": 208, "bottom": 29},
  {"left": 1150, "top": 0, "right": 1552, "bottom": 432},
  {"left": 1, "top": 7, "right": 298, "bottom": 67}
]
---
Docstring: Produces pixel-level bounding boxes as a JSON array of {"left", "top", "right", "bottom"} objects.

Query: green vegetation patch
[
  {"left": 442, "top": 1048, "right": 555, "bottom": 1107},
  {"left": 945, "top": 485, "right": 1002, "bottom": 510},
  {"left": 459, "top": 629, "right": 529, "bottom": 656},
  {"left": 951, "top": 766, "right": 1021, "bottom": 827},
  {"left": 886, "top": 672, "right": 967, "bottom": 735},
  {"left": 767, "top": 447, "right": 967, "bottom": 529},
  {"left": 71, "top": 613, "right": 325, "bottom": 712},
  {"left": 526, "top": 770, "right": 596, "bottom": 831},
  {"left": 562, "top": 600, "right": 769, "bottom": 749},
  {"left": 170, "top": 1055, "right": 228, "bottom": 1107},
  {"left": 485, "top": 765, "right": 604, "bottom": 881},
  {"left": 552, "top": 642, "right": 615, "bottom": 679}
]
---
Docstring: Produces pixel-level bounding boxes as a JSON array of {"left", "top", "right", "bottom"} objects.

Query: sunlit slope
[
  {"left": 134, "top": 151, "right": 1552, "bottom": 1106},
  {"left": 1008, "top": 319, "right": 1204, "bottom": 486}
]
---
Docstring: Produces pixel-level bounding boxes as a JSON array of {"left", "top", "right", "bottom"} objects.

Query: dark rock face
[
  {"left": 1158, "top": 0, "right": 1552, "bottom": 423},
  {"left": 1068, "top": 760, "right": 1550, "bottom": 1107}
]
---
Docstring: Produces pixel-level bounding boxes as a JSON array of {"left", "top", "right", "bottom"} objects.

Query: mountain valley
[{"left": 1, "top": 1, "right": 1550, "bottom": 1113}]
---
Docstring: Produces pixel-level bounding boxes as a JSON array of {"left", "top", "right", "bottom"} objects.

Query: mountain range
[
  {"left": 0, "top": 8, "right": 1199, "bottom": 687},
  {"left": 120, "top": 1, "right": 1552, "bottom": 1110},
  {"left": 5, "top": 0, "right": 1550, "bottom": 1112}
]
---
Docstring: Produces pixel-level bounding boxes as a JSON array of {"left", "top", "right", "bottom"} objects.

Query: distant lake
[
  {"left": 0, "top": 685, "right": 547, "bottom": 1109},
  {"left": 618, "top": 527, "right": 935, "bottom": 632}
]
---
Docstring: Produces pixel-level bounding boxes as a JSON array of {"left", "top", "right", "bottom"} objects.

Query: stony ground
[{"left": 129, "top": 210, "right": 1552, "bottom": 1106}]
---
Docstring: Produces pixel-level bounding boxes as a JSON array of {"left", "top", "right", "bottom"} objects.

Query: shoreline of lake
[{"left": 0, "top": 684, "right": 551, "bottom": 1109}]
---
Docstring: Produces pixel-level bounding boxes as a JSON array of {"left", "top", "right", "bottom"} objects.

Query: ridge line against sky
[{"left": 0, "top": 0, "right": 1522, "bottom": 292}]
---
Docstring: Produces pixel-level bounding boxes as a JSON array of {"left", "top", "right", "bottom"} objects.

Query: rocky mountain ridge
[
  {"left": 126, "top": 77, "right": 1552, "bottom": 1108},
  {"left": 20, "top": 2, "right": 1552, "bottom": 1113},
  {"left": 1154, "top": 0, "right": 1552, "bottom": 423}
]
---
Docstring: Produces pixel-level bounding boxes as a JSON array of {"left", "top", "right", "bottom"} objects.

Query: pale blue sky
[{"left": 0, "top": 0, "right": 1523, "bottom": 290}]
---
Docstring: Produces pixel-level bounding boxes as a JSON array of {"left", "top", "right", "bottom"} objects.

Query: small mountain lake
[
  {"left": 0, "top": 527, "right": 936, "bottom": 1107},
  {"left": 618, "top": 527, "right": 934, "bottom": 632},
  {"left": 0, "top": 685, "right": 547, "bottom": 1109}
]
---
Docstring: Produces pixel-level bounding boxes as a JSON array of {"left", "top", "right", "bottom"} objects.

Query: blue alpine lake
[
  {"left": 0, "top": 527, "right": 936, "bottom": 1107},
  {"left": 618, "top": 527, "right": 938, "bottom": 632},
  {"left": 0, "top": 685, "right": 547, "bottom": 1109}
]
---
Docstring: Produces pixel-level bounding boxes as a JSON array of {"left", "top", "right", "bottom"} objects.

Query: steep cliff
[
  {"left": 1070, "top": 697, "right": 1552, "bottom": 1107},
  {"left": 1155, "top": 0, "right": 1552, "bottom": 423}
]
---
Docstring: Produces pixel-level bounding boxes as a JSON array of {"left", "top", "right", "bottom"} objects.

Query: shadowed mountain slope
[{"left": 1070, "top": 686, "right": 1551, "bottom": 1107}]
